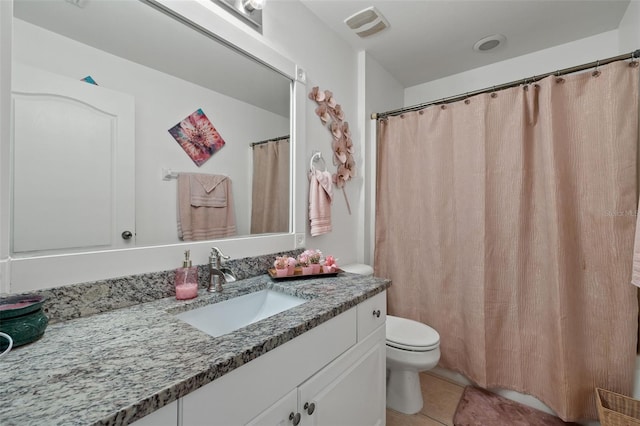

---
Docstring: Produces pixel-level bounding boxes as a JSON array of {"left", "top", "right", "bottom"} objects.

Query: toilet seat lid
[{"left": 386, "top": 315, "right": 440, "bottom": 351}]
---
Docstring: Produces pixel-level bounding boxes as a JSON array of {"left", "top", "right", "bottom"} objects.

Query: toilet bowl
[
  {"left": 386, "top": 315, "right": 440, "bottom": 414},
  {"left": 341, "top": 264, "right": 441, "bottom": 415}
]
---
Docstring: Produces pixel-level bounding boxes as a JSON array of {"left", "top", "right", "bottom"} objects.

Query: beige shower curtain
[
  {"left": 251, "top": 138, "right": 290, "bottom": 234},
  {"left": 375, "top": 61, "right": 639, "bottom": 421}
]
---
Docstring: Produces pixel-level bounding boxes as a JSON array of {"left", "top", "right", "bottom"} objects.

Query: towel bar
[
  {"left": 162, "top": 168, "right": 179, "bottom": 180},
  {"left": 310, "top": 151, "right": 326, "bottom": 171}
]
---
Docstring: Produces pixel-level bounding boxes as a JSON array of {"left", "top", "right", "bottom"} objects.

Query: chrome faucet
[{"left": 208, "top": 247, "right": 231, "bottom": 292}]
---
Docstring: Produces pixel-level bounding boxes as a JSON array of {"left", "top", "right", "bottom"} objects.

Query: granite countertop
[{"left": 0, "top": 272, "right": 390, "bottom": 426}]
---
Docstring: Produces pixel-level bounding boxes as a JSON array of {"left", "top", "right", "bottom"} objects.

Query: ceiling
[{"left": 301, "top": 0, "right": 632, "bottom": 88}]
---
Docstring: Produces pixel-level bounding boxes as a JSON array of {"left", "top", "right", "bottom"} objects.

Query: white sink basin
[{"left": 176, "top": 289, "right": 306, "bottom": 337}]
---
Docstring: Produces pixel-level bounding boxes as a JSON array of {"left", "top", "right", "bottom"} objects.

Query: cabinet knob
[
  {"left": 121, "top": 230, "right": 133, "bottom": 240},
  {"left": 373, "top": 309, "right": 381, "bottom": 318},
  {"left": 304, "top": 402, "right": 316, "bottom": 415},
  {"left": 289, "top": 412, "right": 301, "bottom": 425}
]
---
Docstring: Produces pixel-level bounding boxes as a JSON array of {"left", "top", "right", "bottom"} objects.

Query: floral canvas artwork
[{"left": 168, "top": 109, "right": 225, "bottom": 166}]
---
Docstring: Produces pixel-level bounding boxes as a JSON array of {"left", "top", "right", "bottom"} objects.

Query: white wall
[
  {"left": 13, "top": 18, "right": 289, "bottom": 246},
  {"left": 261, "top": 1, "right": 362, "bottom": 265},
  {"left": 618, "top": 0, "right": 640, "bottom": 53},
  {"left": 404, "top": 30, "right": 621, "bottom": 106},
  {"left": 362, "top": 53, "right": 404, "bottom": 265}
]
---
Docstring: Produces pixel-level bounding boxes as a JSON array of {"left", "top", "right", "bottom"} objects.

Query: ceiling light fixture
[
  {"left": 242, "top": 0, "right": 264, "bottom": 12},
  {"left": 211, "top": 0, "right": 264, "bottom": 33},
  {"left": 344, "top": 6, "right": 389, "bottom": 38},
  {"left": 473, "top": 34, "right": 506, "bottom": 52}
]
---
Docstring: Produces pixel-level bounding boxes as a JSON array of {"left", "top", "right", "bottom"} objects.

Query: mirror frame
[{"left": 0, "top": 0, "right": 307, "bottom": 293}]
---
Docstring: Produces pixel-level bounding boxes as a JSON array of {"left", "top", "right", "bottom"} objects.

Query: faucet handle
[{"left": 210, "top": 247, "right": 230, "bottom": 261}]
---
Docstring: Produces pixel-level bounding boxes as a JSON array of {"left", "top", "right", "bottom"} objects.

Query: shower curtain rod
[
  {"left": 371, "top": 49, "right": 640, "bottom": 120},
  {"left": 250, "top": 135, "right": 290, "bottom": 147}
]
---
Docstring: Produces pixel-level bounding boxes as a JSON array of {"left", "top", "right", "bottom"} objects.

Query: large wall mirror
[
  {"left": 12, "top": 0, "right": 292, "bottom": 255},
  {"left": 5, "top": 0, "right": 306, "bottom": 291}
]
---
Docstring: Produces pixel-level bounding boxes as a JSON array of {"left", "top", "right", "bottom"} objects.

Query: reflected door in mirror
[{"left": 12, "top": 64, "right": 135, "bottom": 253}]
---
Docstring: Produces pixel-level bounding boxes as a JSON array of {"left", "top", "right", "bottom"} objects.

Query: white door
[{"left": 11, "top": 63, "right": 135, "bottom": 253}]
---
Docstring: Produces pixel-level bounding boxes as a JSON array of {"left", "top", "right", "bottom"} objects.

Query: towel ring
[{"left": 310, "top": 151, "right": 327, "bottom": 172}]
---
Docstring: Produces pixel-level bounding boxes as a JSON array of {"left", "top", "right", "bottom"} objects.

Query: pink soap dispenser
[{"left": 175, "top": 250, "right": 198, "bottom": 300}]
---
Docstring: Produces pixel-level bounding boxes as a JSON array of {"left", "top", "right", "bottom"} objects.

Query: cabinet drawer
[{"left": 357, "top": 290, "right": 386, "bottom": 341}]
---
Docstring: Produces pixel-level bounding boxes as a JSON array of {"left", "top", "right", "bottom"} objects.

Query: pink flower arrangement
[
  {"left": 287, "top": 257, "right": 296, "bottom": 274},
  {"left": 323, "top": 255, "right": 338, "bottom": 273},
  {"left": 296, "top": 252, "right": 310, "bottom": 267},
  {"left": 304, "top": 249, "right": 322, "bottom": 264},
  {"left": 273, "top": 256, "right": 288, "bottom": 270}
]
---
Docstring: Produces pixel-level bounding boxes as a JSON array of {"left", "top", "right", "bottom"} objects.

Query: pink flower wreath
[{"left": 309, "top": 87, "right": 355, "bottom": 214}]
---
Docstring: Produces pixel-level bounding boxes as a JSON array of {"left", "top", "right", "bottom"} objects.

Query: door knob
[
  {"left": 289, "top": 412, "right": 301, "bottom": 425},
  {"left": 121, "top": 231, "right": 133, "bottom": 240},
  {"left": 304, "top": 402, "right": 315, "bottom": 415}
]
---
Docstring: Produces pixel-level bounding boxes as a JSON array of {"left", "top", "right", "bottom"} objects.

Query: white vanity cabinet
[
  {"left": 246, "top": 290, "right": 387, "bottom": 426},
  {"left": 247, "top": 326, "right": 385, "bottom": 426},
  {"left": 136, "top": 291, "right": 387, "bottom": 426}
]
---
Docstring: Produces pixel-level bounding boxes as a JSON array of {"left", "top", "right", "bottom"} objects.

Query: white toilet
[{"left": 341, "top": 264, "right": 441, "bottom": 415}]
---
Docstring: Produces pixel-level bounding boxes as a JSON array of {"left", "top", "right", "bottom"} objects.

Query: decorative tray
[{"left": 267, "top": 267, "right": 343, "bottom": 280}]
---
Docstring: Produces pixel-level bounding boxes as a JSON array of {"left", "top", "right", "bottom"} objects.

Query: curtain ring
[
  {"left": 490, "top": 87, "right": 497, "bottom": 98},
  {"left": 592, "top": 60, "right": 601, "bottom": 77},
  {"left": 464, "top": 93, "right": 470, "bottom": 105},
  {"left": 630, "top": 54, "right": 639, "bottom": 68},
  {"left": 555, "top": 70, "right": 565, "bottom": 84}
]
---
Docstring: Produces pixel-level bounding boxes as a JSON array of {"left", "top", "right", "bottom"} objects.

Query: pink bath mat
[{"left": 453, "top": 386, "right": 580, "bottom": 426}]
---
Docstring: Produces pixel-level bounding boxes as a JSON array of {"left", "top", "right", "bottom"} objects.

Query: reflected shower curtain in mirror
[
  {"left": 374, "top": 61, "right": 639, "bottom": 421},
  {"left": 251, "top": 139, "right": 290, "bottom": 234}
]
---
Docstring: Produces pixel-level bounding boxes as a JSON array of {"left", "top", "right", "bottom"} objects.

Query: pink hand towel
[{"left": 309, "top": 168, "right": 333, "bottom": 236}]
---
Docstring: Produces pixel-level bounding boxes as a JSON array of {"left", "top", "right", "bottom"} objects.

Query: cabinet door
[
  {"left": 298, "top": 326, "right": 385, "bottom": 426},
  {"left": 130, "top": 400, "right": 178, "bottom": 426},
  {"left": 182, "top": 308, "right": 356, "bottom": 425},
  {"left": 246, "top": 389, "right": 299, "bottom": 426}
]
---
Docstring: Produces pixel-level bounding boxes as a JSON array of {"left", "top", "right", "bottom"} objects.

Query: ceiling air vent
[{"left": 344, "top": 6, "right": 389, "bottom": 38}]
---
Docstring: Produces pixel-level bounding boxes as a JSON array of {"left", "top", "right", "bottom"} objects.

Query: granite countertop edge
[{"left": 0, "top": 272, "right": 390, "bottom": 426}]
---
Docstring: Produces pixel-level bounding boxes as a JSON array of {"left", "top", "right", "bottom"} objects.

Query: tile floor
[{"left": 386, "top": 372, "right": 465, "bottom": 426}]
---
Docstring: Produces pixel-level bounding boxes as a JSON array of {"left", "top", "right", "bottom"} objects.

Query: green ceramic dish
[{"left": 0, "top": 295, "right": 48, "bottom": 350}]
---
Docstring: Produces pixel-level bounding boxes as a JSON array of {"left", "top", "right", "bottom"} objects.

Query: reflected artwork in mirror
[{"left": 10, "top": 0, "right": 292, "bottom": 255}]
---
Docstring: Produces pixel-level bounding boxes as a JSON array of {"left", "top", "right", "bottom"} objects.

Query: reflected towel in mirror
[
  {"left": 190, "top": 174, "right": 228, "bottom": 207},
  {"left": 177, "top": 173, "right": 237, "bottom": 241}
]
